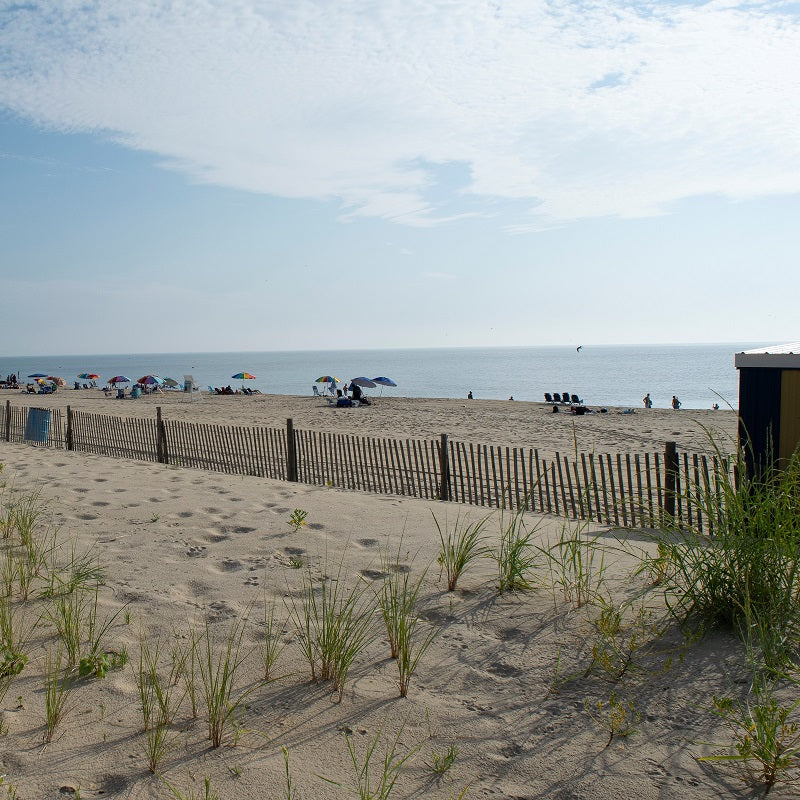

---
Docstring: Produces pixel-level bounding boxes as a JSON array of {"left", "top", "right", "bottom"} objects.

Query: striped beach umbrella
[{"left": 231, "top": 372, "right": 256, "bottom": 380}]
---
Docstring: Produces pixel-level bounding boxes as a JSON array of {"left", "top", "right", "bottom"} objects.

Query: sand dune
[{"left": 0, "top": 424, "right": 777, "bottom": 799}]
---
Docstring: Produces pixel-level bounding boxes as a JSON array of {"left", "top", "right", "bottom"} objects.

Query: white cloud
[{"left": 1, "top": 0, "right": 798, "bottom": 226}]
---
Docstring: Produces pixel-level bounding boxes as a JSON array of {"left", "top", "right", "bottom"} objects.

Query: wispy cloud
[{"left": 1, "top": 0, "right": 798, "bottom": 226}]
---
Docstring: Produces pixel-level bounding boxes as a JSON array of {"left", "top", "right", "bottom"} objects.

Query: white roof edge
[{"left": 735, "top": 342, "right": 800, "bottom": 369}]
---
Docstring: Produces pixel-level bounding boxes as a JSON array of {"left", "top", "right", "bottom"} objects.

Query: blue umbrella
[
  {"left": 28, "top": 373, "right": 48, "bottom": 378},
  {"left": 372, "top": 376, "right": 397, "bottom": 396}
]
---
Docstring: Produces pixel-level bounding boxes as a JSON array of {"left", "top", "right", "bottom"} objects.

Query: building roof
[{"left": 735, "top": 342, "right": 800, "bottom": 369}]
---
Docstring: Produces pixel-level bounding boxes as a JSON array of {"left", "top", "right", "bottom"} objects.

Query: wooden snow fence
[{"left": 0, "top": 401, "right": 731, "bottom": 532}]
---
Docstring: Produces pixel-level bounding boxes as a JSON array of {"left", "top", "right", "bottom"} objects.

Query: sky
[{"left": 1, "top": 0, "right": 799, "bottom": 357}]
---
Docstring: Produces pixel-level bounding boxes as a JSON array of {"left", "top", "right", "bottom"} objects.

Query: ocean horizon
[{"left": 0, "top": 342, "right": 765, "bottom": 410}]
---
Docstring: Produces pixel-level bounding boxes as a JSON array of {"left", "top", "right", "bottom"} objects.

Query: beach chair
[
  {"left": 544, "top": 392, "right": 553, "bottom": 403},
  {"left": 312, "top": 385, "right": 321, "bottom": 396},
  {"left": 562, "top": 390, "right": 572, "bottom": 403},
  {"left": 571, "top": 394, "right": 582, "bottom": 405},
  {"left": 552, "top": 393, "right": 562, "bottom": 403}
]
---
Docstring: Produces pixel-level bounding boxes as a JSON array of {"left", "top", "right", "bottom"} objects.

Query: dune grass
[
  {"left": 289, "top": 557, "right": 376, "bottom": 699},
  {"left": 493, "top": 507, "right": 540, "bottom": 594},
  {"left": 321, "top": 721, "right": 423, "bottom": 800},
  {"left": 377, "top": 549, "right": 436, "bottom": 698},
  {"left": 541, "top": 522, "right": 607, "bottom": 609},
  {"left": 196, "top": 615, "right": 251, "bottom": 747},
  {"left": 649, "top": 444, "right": 800, "bottom": 669},
  {"left": 433, "top": 511, "right": 490, "bottom": 592}
]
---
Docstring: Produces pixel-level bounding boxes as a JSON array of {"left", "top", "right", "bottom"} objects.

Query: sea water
[{"left": 0, "top": 342, "right": 763, "bottom": 410}]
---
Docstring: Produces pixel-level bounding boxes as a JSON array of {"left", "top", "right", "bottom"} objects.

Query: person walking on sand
[
  {"left": 467, "top": 390, "right": 473, "bottom": 399},
  {"left": 643, "top": 393, "right": 652, "bottom": 409},
  {"left": 672, "top": 395, "right": 681, "bottom": 410}
]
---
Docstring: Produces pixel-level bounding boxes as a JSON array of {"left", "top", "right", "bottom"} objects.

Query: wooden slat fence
[{"left": 0, "top": 402, "right": 733, "bottom": 532}]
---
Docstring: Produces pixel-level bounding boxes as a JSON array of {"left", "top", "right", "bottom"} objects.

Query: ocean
[{"left": 0, "top": 342, "right": 762, "bottom": 410}]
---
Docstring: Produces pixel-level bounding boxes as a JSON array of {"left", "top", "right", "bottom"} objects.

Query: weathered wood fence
[{"left": 1, "top": 401, "right": 731, "bottom": 531}]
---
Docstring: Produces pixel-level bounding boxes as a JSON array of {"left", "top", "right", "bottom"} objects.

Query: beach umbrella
[
  {"left": 28, "top": 373, "right": 48, "bottom": 378},
  {"left": 350, "top": 377, "right": 376, "bottom": 388},
  {"left": 138, "top": 375, "right": 164, "bottom": 386},
  {"left": 231, "top": 372, "right": 256, "bottom": 380},
  {"left": 78, "top": 373, "right": 99, "bottom": 380},
  {"left": 48, "top": 376, "right": 66, "bottom": 386},
  {"left": 372, "top": 376, "right": 396, "bottom": 396},
  {"left": 315, "top": 376, "right": 340, "bottom": 384},
  {"left": 108, "top": 376, "right": 131, "bottom": 384},
  {"left": 163, "top": 377, "right": 180, "bottom": 387}
]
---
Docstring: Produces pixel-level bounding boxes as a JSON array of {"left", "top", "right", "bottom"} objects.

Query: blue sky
[{"left": 1, "top": 0, "right": 799, "bottom": 356}]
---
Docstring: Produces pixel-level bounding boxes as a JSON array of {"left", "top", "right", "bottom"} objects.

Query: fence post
[
  {"left": 664, "top": 440, "right": 678, "bottom": 523},
  {"left": 438, "top": 433, "right": 450, "bottom": 501},
  {"left": 286, "top": 418, "right": 298, "bottom": 482},
  {"left": 66, "top": 405, "right": 74, "bottom": 451},
  {"left": 156, "top": 407, "right": 168, "bottom": 464},
  {"left": 4, "top": 400, "right": 10, "bottom": 442}
]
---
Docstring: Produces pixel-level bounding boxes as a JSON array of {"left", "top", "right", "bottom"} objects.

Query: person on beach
[
  {"left": 672, "top": 395, "right": 681, "bottom": 410},
  {"left": 467, "top": 390, "right": 473, "bottom": 399},
  {"left": 643, "top": 393, "right": 652, "bottom": 409}
]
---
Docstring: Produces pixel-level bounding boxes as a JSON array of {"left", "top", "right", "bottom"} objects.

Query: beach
[
  {"left": 0, "top": 393, "right": 773, "bottom": 799},
  {"left": 4, "top": 388, "right": 739, "bottom": 459}
]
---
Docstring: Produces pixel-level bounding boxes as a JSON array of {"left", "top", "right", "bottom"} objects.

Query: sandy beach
[
  {"left": 0, "top": 388, "right": 779, "bottom": 800},
  {"left": 4, "top": 388, "right": 739, "bottom": 459}
]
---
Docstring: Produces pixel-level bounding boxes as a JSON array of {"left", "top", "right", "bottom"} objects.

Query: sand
[
  {"left": 5, "top": 388, "right": 739, "bottom": 458},
  {"left": 0, "top": 393, "right": 775, "bottom": 800}
]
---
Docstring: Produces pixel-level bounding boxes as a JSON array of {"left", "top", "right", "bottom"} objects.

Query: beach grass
[
  {"left": 650, "top": 443, "right": 800, "bottom": 669},
  {"left": 433, "top": 510, "right": 490, "bottom": 592}
]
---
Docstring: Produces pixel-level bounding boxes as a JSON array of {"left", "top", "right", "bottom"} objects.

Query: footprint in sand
[
  {"left": 487, "top": 662, "right": 524, "bottom": 679},
  {"left": 307, "top": 522, "right": 324, "bottom": 530},
  {"left": 206, "top": 600, "right": 236, "bottom": 623},
  {"left": 91, "top": 501, "right": 110, "bottom": 507},
  {"left": 356, "top": 538, "right": 378, "bottom": 548},
  {"left": 360, "top": 569, "right": 387, "bottom": 581},
  {"left": 178, "top": 511, "right": 193, "bottom": 518},
  {"left": 73, "top": 487, "right": 90, "bottom": 494},
  {"left": 186, "top": 545, "right": 207, "bottom": 557},
  {"left": 244, "top": 575, "right": 259, "bottom": 586},
  {"left": 203, "top": 533, "right": 230, "bottom": 544},
  {"left": 219, "top": 558, "right": 243, "bottom": 572}
]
